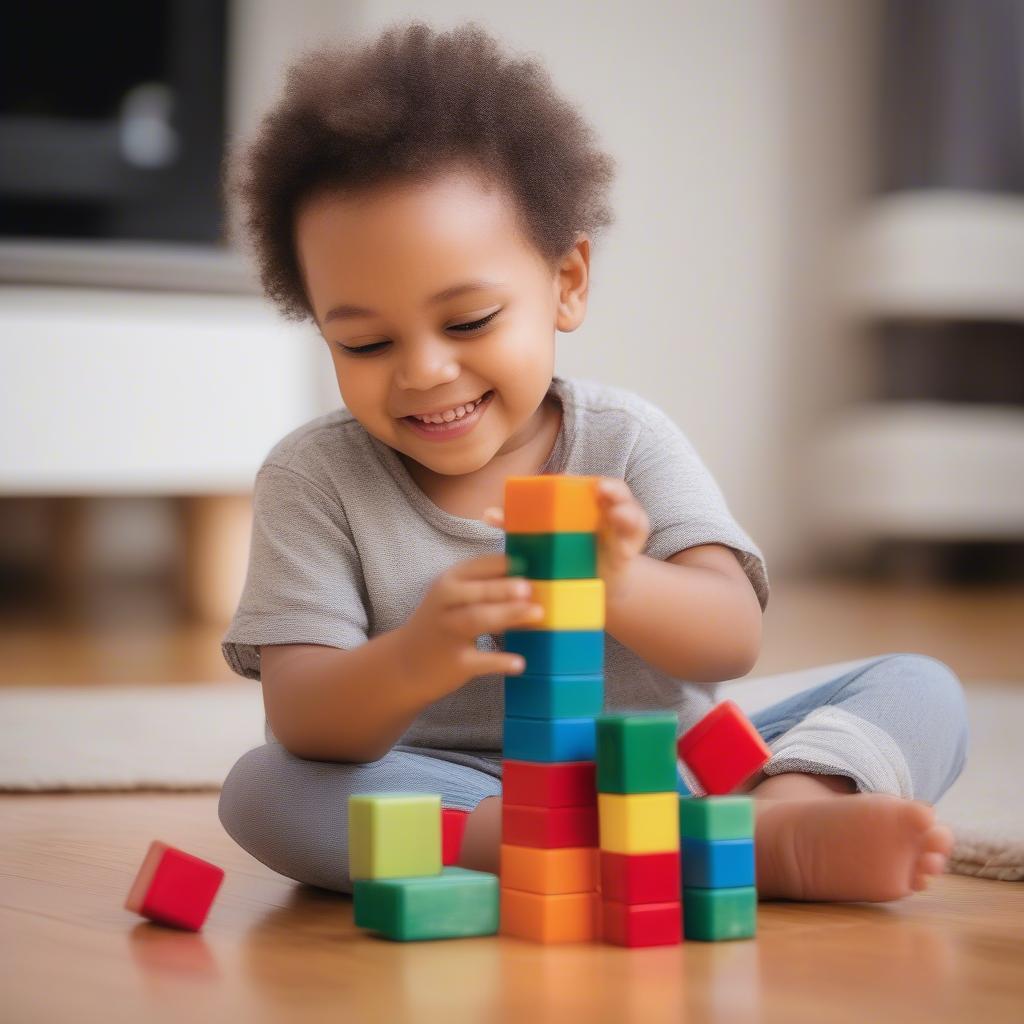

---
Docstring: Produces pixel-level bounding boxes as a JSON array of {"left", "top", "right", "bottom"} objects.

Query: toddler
[{"left": 219, "top": 20, "right": 966, "bottom": 903}]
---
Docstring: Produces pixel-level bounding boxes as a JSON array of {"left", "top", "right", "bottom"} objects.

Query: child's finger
[
  {"left": 482, "top": 506, "right": 505, "bottom": 527},
  {"left": 450, "top": 577, "right": 532, "bottom": 607}
]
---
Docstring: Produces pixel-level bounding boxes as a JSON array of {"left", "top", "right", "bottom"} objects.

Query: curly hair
[{"left": 223, "top": 19, "right": 617, "bottom": 323}]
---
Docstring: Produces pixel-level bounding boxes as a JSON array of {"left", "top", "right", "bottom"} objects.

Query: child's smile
[{"left": 293, "top": 163, "right": 590, "bottom": 482}]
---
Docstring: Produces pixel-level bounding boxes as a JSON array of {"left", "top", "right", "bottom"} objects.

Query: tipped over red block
[
  {"left": 676, "top": 700, "right": 771, "bottom": 795},
  {"left": 125, "top": 840, "right": 224, "bottom": 931}
]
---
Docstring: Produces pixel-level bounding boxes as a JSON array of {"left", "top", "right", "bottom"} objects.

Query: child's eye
[{"left": 337, "top": 311, "right": 500, "bottom": 355}]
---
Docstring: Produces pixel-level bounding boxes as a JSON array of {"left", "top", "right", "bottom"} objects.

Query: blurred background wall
[{"left": 1, "top": 0, "right": 1022, "bottom": 641}]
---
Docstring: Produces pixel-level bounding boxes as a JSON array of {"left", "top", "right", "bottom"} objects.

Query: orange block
[
  {"left": 500, "top": 888, "right": 600, "bottom": 944},
  {"left": 500, "top": 844, "right": 599, "bottom": 895},
  {"left": 504, "top": 475, "right": 601, "bottom": 534}
]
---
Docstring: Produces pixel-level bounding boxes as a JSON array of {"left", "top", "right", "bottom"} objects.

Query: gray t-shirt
[{"left": 222, "top": 375, "right": 769, "bottom": 752}]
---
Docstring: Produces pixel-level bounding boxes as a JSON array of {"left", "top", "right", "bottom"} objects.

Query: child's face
[{"left": 295, "top": 166, "right": 589, "bottom": 477}]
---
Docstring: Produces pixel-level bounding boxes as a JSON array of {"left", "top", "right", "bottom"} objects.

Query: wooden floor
[
  {"left": 1, "top": 578, "right": 1022, "bottom": 1021},
  {"left": 2, "top": 792, "right": 1022, "bottom": 1024}
]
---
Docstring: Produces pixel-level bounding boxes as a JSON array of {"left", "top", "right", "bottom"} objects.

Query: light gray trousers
[{"left": 218, "top": 652, "right": 968, "bottom": 893}]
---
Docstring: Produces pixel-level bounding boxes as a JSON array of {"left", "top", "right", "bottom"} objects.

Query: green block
[
  {"left": 678, "top": 796, "right": 754, "bottom": 840},
  {"left": 683, "top": 886, "right": 757, "bottom": 941},
  {"left": 353, "top": 867, "right": 499, "bottom": 941},
  {"left": 348, "top": 793, "right": 441, "bottom": 880},
  {"left": 595, "top": 713, "right": 678, "bottom": 793},
  {"left": 505, "top": 532, "right": 597, "bottom": 579}
]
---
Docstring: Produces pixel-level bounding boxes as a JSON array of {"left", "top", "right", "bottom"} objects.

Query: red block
[
  {"left": 442, "top": 808, "right": 469, "bottom": 865},
  {"left": 125, "top": 840, "right": 224, "bottom": 931},
  {"left": 600, "top": 850, "right": 680, "bottom": 904},
  {"left": 502, "top": 802, "right": 599, "bottom": 848},
  {"left": 502, "top": 760, "right": 597, "bottom": 807},
  {"left": 602, "top": 900, "right": 683, "bottom": 948},
  {"left": 676, "top": 700, "right": 771, "bottom": 795}
]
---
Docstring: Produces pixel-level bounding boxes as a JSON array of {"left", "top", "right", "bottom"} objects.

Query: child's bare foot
[{"left": 755, "top": 794, "right": 953, "bottom": 902}]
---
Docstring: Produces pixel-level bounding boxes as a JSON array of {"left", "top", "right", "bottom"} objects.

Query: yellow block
[
  {"left": 597, "top": 793, "right": 679, "bottom": 854},
  {"left": 517, "top": 579, "right": 605, "bottom": 630}
]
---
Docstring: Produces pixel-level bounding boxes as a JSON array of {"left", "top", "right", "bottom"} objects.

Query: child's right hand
[{"left": 400, "top": 553, "right": 543, "bottom": 697}]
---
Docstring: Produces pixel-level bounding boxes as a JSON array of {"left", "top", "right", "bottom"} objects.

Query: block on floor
[
  {"left": 682, "top": 886, "right": 757, "bottom": 941},
  {"left": 442, "top": 808, "right": 469, "bottom": 866},
  {"left": 599, "top": 850, "right": 681, "bottom": 904},
  {"left": 601, "top": 899, "right": 683, "bottom": 948},
  {"left": 353, "top": 867, "right": 499, "bottom": 941},
  {"left": 500, "top": 888, "right": 600, "bottom": 944},
  {"left": 348, "top": 794, "right": 442, "bottom": 880},
  {"left": 124, "top": 840, "right": 224, "bottom": 931},
  {"left": 595, "top": 713, "right": 679, "bottom": 793}
]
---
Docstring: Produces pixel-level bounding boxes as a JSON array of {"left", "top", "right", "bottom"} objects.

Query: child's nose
[{"left": 395, "top": 337, "right": 460, "bottom": 391}]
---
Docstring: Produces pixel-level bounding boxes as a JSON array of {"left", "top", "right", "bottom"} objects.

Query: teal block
[
  {"left": 503, "top": 716, "right": 596, "bottom": 762},
  {"left": 504, "top": 630, "right": 604, "bottom": 675},
  {"left": 353, "top": 867, "right": 499, "bottom": 941},
  {"left": 503, "top": 673, "right": 604, "bottom": 719},
  {"left": 682, "top": 886, "right": 757, "bottom": 941},
  {"left": 678, "top": 796, "right": 754, "bottom": 841},
  {"left": 505, "top": 532, "right": 597, "bottom": 579},
  {"left": 595, "top": 713, "right": 678, "bottom": 793}
]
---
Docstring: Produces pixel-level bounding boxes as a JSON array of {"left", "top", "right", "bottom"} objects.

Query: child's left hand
[{"left": 482, "top": 477, "right": 650, "bottom": 604}]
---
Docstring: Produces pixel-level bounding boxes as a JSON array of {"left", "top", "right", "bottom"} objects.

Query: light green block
[
  {"left": 683, "top": 886, "right": 757, "bottom": 941},
  {"left": 678, "top": 796, "right": 754, "bottom": 840},
  {"left": 353, "top": 867, "right": 499, "bottom": 941},
  {"left": 348, "top": 793, "right": 441, "bottom": 880}
]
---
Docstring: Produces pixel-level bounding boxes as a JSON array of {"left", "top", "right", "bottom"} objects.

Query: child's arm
[{"left": 259, "top": 553, "right": 539, "bottom": 763}]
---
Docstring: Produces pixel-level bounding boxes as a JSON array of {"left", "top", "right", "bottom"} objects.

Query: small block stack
[
  {"left": 595, "top": 714, "right": 683, "bottom": 947},
  {"left": 500, "top": 475, "right": 604, "bottom": 944},
  {"left": 349, "top": 793, "right": 498, "bottom": 941},
  {"left": 675, "top": 700, "right": 770, "bottom": 942}
]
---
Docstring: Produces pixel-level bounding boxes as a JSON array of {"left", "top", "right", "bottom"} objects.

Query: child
[{"left": 218, "top": 20, "right": 966, "bottom": 903}]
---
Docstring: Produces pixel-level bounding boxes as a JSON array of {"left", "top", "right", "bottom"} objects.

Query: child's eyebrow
[{"left": 323, "top": 279, "right": 502, "bottom": 323}]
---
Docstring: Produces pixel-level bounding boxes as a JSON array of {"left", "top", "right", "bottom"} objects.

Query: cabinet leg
[{"left": 177, "top": 494, "right": 252, "bottom": 625}]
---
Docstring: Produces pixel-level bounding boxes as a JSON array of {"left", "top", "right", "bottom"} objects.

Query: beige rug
[{"left": 0, "top": 676, "right": 1020, "bottom": 881}]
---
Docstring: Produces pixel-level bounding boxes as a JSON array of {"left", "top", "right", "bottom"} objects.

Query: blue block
[
  {"left": 504, "top": 630, "right": 604, "bottom": 676},
  {"left": 681, "top": 837, "right": 755, "bottom": 889},
  {"left": 503, "top": 716, "right": 596, "bottom": 762},
  {"left": 676, "top": 768, "right": 693, "bottom": 797},
  {"left": 503, "top": 673, "right": 604, "bottom": 720}
]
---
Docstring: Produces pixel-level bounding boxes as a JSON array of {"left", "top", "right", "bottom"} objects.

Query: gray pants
[{"left": 218, "top": 652, "right": 968, "bottom": 893}]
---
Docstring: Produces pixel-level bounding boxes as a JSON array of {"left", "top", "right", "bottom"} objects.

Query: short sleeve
[
  {"left": 221, "top": 463, "right": 370, "bottom": 680},
  {"left": 625, "top": 407, "right": 770, "bottom": 611}
]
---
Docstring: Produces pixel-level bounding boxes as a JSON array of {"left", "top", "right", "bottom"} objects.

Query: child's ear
[{"left": 555, "top": 235, "right": 590, "bottom": 332}]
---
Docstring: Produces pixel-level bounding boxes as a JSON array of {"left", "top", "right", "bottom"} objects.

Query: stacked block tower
[
  {"left": 499, "top": 475, "right": 605, "bottom": 943},
  {"left": 595, "top": 714, "right": 683, "bottom": 947},
  {"left": 349, "top": 794, "right": 499, "bottom": 941},
  {"left": 675, "top": 701, "right": 772, "bottom": 940}
]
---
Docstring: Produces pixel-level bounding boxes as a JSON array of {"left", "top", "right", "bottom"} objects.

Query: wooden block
[
  {"left": 509, "top": 579, "right": 605, "bottom": 631},
  {"left": 500, "top": 844, "right": 599, "bottom": 895},
  {"left": 504, "top": 716, "right": 596, "bottom": 763},
  {"left": 502, "top": 760, "right": 597, "bottom": 808},
  {"left": 353, "top": 867, "right": 499, "bottom": 941},
  {"left": 504, "top": 475, "right": 601, "bottom": 534},
  {"left": 502, "top": 803, "right": 599, "bottom": 848},
  {"left": 124, "top": 840, "right": 224, "bottom": 931},
  {"left": 676, "top": 701, "right": 771, "bottom": 795},
  {"left": 503, "top": 629, "right": 604, "bottom": 675},
  {"left": 597, "top": 792, "right": 679, "bottom": 854},
  {"left": 678, "top": 796, "right": 754, "bottom": 840},
  {"left": 599, "top": 850, "right": 681, "bottom": 904},
  {"left": 504, "top": 673, "right": 604, "bottom": 720},
  {"left": 500, "top": 888, "right": 600, "bottom": 943},
  {"left": 681, "top": 838, "right": 755, "bottom": 889},
  {"left": 595, "top": 713, "right": 679, "bottom": 793},
  {"left": 601, "top": 899, "right": 683, "bottom": 948},
  {"left": 441, "top": 808, "right": 469, "bottom": 866},
  {"left": 505, "top": 532, "right": 597, "bottom": 579},
  {"left": 348, "top": 794, "right": 441, "bottom": 880},
  {"left": 682, "top": 886, "right": 757, "bottom": 941}
]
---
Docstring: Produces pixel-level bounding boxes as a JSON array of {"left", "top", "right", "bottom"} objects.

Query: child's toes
[
  {"left": 920, "top": 850, "right": 948, "bottom": 876},
  {"left": 924, "top": 824, "right": 954, "bottom": 857}
]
